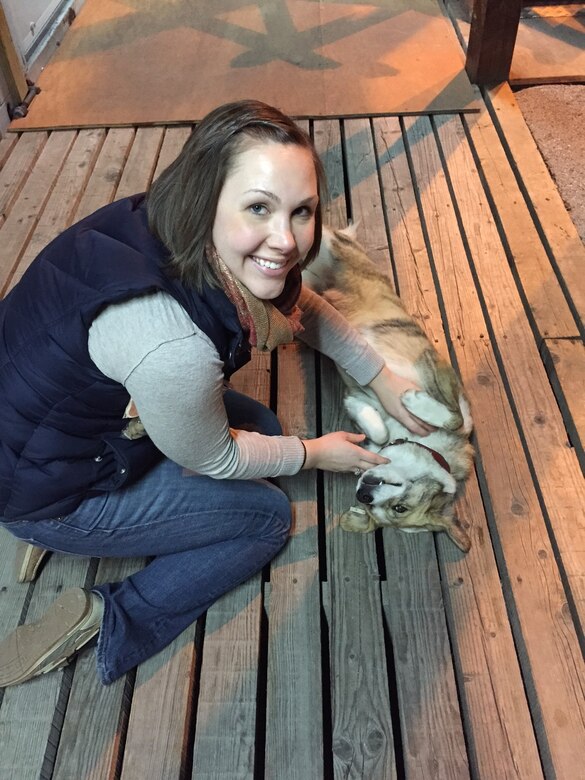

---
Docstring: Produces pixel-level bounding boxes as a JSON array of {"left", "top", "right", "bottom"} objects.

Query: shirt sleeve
[
  {"left": 297, "top": 285, "right": 385, "bottom": 385},
  {"left": 88, "top": 291, "right": 305, "bottom": 478}
]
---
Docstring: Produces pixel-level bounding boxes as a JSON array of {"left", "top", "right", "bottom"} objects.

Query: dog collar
[{"left": 389, "top": 439, "right": 451, "bottom": 473}]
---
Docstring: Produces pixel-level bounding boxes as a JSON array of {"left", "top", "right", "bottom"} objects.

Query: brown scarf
[{"left": 207, "top": 246, "right": 303, "bottom": 351}]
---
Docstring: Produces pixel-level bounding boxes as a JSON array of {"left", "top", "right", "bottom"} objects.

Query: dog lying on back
[{"left": 304, "top": 226, "right": 474, "bottom": 552}]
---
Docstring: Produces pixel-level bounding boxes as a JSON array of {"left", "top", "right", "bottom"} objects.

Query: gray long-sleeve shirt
[{"left": 88, "top": 285, "right": 384, "bottom": 479}]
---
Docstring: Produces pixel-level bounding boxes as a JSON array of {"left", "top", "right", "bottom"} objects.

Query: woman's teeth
[{"left": 252, "top": 256, "right": 284, "bottom": 270}]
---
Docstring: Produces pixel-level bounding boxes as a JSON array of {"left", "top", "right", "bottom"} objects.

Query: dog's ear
[
  {"left": 429, "top": 493, "right": 471, "bottom": 552},
  {"left": 336, "top": 221, "right": 360, "bottom": 241},
  {"left": 340, "top": 506, "right": 376, "bottom": 533},
  {"left": 444, "top": 513, "right": 471, "bottom": 552}
]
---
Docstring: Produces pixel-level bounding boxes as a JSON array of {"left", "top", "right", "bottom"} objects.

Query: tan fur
[{"left": 304, "top": 226, "right": 474, "bottom": 552}]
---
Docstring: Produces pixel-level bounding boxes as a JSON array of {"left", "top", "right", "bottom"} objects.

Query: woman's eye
[
  {"left": 249, "top": 203, "right": 268, "bottom": 215},
  {"left": 293, "top": 206, "right": 314, "bottom": 219}
]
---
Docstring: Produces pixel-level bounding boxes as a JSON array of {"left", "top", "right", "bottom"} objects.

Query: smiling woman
[
  {"left": 0, "top": 99, "right": 430, "bottom": 689},
  {"left": 147, "top": 99, "right": 326, "bottom": 292},
  {"left": 212, "top": 142, "right": 318, "bottom": 300}
]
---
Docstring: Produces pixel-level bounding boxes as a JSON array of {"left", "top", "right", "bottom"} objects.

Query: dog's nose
[{"left": 356, "top": 488, "right": 374, "bottom": 504}]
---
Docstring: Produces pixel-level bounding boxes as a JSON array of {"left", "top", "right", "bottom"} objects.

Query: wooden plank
[
  {"left": 191, "top": 578, "right": 261, "bottom": 779},
  {"left": 313, "top": 120, "right": 347, "bottom": 230},
  {"left": 373, "top": 117, "right": 448, "bottom": 348},
  {"left": 438, "top": 483, "right": 545, "bottom": 779},
  {"left": 0, "top": 132, "right": 46, "bottom": 227},
  {"left": 374, "top": 115, "right": 542, "bottom": 778},
  {"left": 191, "top": 353, "right": 270, "bottom": 777},
  {"left": 0, "top": 133, "right": 17, "bottom": 169},
  {"left": 0, "top": 131, "right": 76, "bottom": 293},
  {"left": 52, "top": 558, "right": 144, "bottom": 780},
  {"left": 0, "top": 4, "right": 27, "bottom": 103},
  {"left": 465, "top": 0, "right": 523, "bottom": 84},
  {"left": 265, "top": 340, "right": 323, "bottom": 778},
  {"left": 152, "top": 126, "right": 192, "bottom": 180},
  {"left": 435, "top": 113, "right": 585, "bottom": 624},
  {"left": 321, "top": 438, "right": 397, "bottom": 779},
  {"left": 115, "top": 126, "right": 164, "bottom": 199},
  {"left": 121, "top": 624, "right": 197, "bottom": 780},
  {"left": 484, "top": 83, "right": 585, "bottom": 328},
  {"left": 542, "top": 337, "right": 585, "bottom": 466},
  {"left": 344, "top": 116, "right": 469, "bottom": 778},
  {"left": 315, "top": 119, "right": 397, "bottom": 777},
  {"left": 343, "top": 118, "right": 390, "bottom": 270},
  {"left": 73, "top": 128, "right": 135, "bottom": 222},
  {"left": 404, "top": 114, "right": 585, "bottom": 778},
  {"left": 6, "top": 129, "right": 106, "bottom": 295},
  {"left": 0, "top": 554, "right": 95, "bottom": 780},
  {"left": 382, "top": 538, "right": 469, "bottom": 779},
  {"left": 0, "top": 529, "right": 29, "bottom": 649},
  {"left": 463, "top": 106, "right": 579, "bottom": 340}
]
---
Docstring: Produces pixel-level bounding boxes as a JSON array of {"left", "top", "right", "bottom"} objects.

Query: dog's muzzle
[{"left": 356, "top": 474, "right": 384, "bottom": 505}]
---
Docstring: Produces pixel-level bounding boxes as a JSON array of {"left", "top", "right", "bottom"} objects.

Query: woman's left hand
[{"left": 368, "top": 366, "right": 435, "bottom": 436}]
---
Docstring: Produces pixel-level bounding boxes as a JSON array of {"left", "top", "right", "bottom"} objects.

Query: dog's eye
[{"left": 392, "top": 504, "right": 408, "bottom": 514}]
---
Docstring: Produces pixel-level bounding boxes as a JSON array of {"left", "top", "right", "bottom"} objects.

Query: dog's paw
[
  {"left": 401, "top": 389, "right": 463, "bottom": 431},
  {"left": 340, "top": 506, "right": 376, "bottom": 533},
  {"left": 344, "top": 396, "right": 388, "bottom": 445}
]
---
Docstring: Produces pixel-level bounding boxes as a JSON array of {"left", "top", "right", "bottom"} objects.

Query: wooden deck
[{"left": 0, "top": 83, "right": 584, "bottom": 779}]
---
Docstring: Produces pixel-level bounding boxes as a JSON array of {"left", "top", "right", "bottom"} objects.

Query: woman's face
[{"left": 212, "top": 140, "right": 319, "bottom": 300}]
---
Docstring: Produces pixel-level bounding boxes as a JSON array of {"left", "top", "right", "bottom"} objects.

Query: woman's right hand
[{"left": 301, "top": 432, "right": 389, "bottom": 474}]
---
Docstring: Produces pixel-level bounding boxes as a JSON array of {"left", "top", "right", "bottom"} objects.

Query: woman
[{"left": 0, "top": 100, "right": 429, "bottom": 687}]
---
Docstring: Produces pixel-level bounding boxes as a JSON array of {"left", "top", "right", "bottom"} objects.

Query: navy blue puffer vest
[{"left": 0, "top": 194, "right": 297, "bottom": 522}]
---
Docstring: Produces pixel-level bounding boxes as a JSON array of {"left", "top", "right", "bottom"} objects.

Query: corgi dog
[{"left": 304, "top": 226, "right": 474, "bottom": 552}]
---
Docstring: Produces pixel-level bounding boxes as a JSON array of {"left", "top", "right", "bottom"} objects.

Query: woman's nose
[{"left": 269, "top": 221, "right": 295, "bottom": 253}]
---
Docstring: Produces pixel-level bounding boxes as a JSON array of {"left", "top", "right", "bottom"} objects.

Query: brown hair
[{"left": 147, "top": 100, "right": 326, "bottom": 290}]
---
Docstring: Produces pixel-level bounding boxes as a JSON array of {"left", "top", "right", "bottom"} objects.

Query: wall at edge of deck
[{"left": 0, "top": 0, "right": 86, "bottom": 138}]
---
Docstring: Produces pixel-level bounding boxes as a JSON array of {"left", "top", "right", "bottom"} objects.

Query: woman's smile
[{"left": 250, "top": 255, "right": 292, "bottom": 274}]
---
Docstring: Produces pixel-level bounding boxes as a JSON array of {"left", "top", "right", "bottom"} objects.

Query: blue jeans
[{"left": 2, "top": 390, "right": 292, "bottom": 684}]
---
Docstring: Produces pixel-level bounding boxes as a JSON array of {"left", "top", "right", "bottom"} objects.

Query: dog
[{"left": 303, "top": 226, "right": 474, "bottom": 552}]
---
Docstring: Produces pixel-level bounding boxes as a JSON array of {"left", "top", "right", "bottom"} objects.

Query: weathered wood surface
[
  {"left": 0, "top": 101, "right": 583, "bottom": 779},
  {"left": 343, "top": 117, "right": 470, "bottom": 779},
  {"left": 465, "top": 0, "right": 523, "bottom": 84},
  {"left": 403, "top": 112, "right": 584, "bottom": 777},
  {"left": 317, "top": 118, "right": 398, "bottom": 779},
  {"left": 484, "top": 83, "right": 585, "bottom": 330},
  {"left": 541, "top": 336, "right": 585, "bottom": 469},
  {"left": 373, "top": 114, "right": 543, "bottom": 780},
  {"left": 265, "top": 341, "right": 324, "bottom": 778}
]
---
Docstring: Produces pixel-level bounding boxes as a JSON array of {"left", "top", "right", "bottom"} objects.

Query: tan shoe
[
  {"left": 0, "top": 588, "right": 103, "bottom": 686},
  {"left": 14, "top": 542, "right": 51, "bottom": 583}
]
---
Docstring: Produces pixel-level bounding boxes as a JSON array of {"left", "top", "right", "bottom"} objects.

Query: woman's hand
[
  {"left": 301, "top": 432, "right": 389, "bottom": 473},
  {"left": 368, "top": 366, "right": 435, "bottom": 436}
]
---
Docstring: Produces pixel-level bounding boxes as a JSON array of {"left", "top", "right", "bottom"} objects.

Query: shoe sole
[
  {"left": 14, "top": 543, "right": 50, "bottom": 583},
  {"left": 0, "top": 588, "right": 102, "bottom": 686}
]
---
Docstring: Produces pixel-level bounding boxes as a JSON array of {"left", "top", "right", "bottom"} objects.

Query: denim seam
[{"left": 56, "top": 508, "right": 289, "bottom": 537}]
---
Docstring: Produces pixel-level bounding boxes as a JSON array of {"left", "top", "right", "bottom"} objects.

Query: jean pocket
[{"left": 48, "top": 492, "right": 110, "bottom": 535}]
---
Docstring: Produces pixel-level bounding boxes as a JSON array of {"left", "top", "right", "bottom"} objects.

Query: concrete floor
[{"left": 515, "top": 83, "right": 585, "bottom": 245}]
